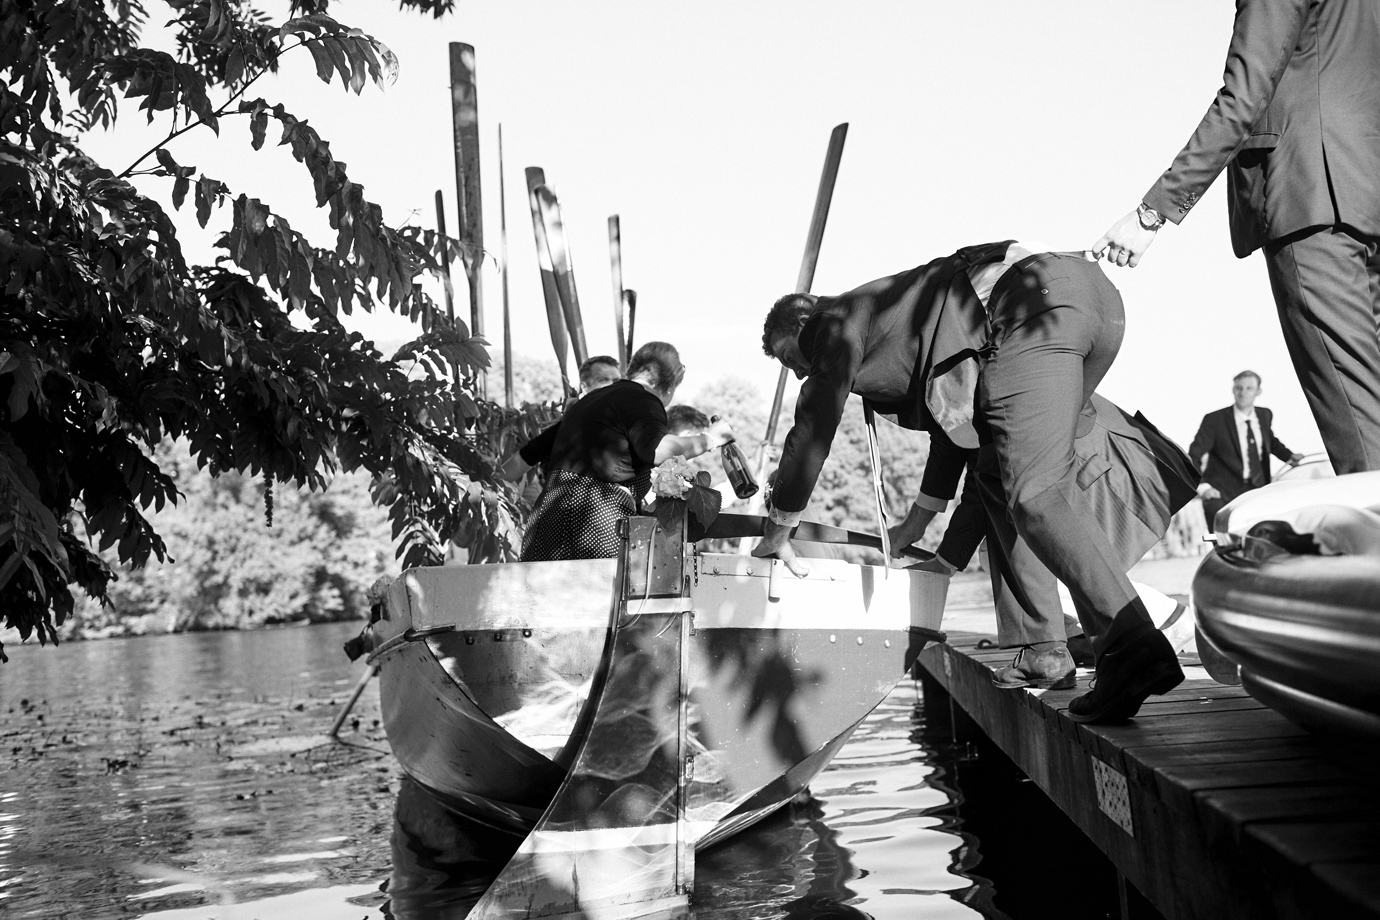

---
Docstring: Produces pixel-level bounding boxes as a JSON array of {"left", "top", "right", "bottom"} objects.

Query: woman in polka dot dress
[{"left": 520, "top": 342, "right": 735, "bottom": 561}]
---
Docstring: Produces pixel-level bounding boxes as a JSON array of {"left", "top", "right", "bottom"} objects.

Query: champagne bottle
[{"left": 719, "top": 441, "right": 759, "bottom": 500}]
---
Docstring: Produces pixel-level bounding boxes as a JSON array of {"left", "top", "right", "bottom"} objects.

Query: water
[{"left": 0, "top": 622, "right": 1118, "bottom": 919}]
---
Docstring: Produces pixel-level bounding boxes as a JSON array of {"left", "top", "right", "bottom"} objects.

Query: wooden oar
[
  {"left": 863, "top": 404, "right": 893, "bottom": 566},
  {"left": 498, "top": 125, "right": 513, "bottom": 408},
  {"left": 706, "top": 512, "right": 933, "bottom": 563},
  {"left": 755, "top": 122, "right": 849, "bottom": 498},
  {"left": 525, "top": 167, "right": 571, "bottom": 393},
  {"left": 535, "top": 184, "right": 589, "bottom": 368},
  {"left": 607, "top": 215, "right": 628, "bottom": 373}
]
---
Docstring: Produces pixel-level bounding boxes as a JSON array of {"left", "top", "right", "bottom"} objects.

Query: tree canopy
[{"left": 0, "top": 0, "right": 557, "bottom": 660}]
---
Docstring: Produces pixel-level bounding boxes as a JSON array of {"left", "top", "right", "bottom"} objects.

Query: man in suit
[
  {"left": 1094, "top": 0, "right": 1380, "bottom": 475},
  {"left": 753, "top": 241, "right": 1199, "bottom": 723},
  {"left": 1190, "top": 370, "right": 1304, "bottom": 527}
]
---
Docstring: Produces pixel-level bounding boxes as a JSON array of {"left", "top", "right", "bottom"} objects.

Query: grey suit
[{"left": 1144, "top": 0, "right": 1380, "bottom": 474}]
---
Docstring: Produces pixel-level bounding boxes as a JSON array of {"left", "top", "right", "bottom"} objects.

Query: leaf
[
  {"left": 194, "top": 179, "right": 211, "bottom": 227},
  {"left": 225, "top": 46, "right": 245, "bottom": 86},
  {"left": 686, "top": 484, "right": 722, "bottom": 531},
  {"left": 303, "top": 39, "right": 335, "bottom": 85},
  {"left": 172, "top": 175, "right": 189, "bottom": 210},
  {"left": 249, "top": 107, "right": 268, "bottom": 150},
  {"left": 655, "top": 497, "right": 680, "bottom": 532}
]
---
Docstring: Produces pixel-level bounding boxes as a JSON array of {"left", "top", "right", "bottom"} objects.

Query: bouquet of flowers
[{"left": 650, "top": 456, "right": 722, "bottom": 539}]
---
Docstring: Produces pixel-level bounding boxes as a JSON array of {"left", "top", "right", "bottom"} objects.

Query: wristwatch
[{"left": 1137, "top": 202, "right": 1166, "bottom": 231}]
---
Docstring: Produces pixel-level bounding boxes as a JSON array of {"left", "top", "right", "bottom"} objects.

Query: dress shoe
[
  {"left": 993, "top": 644, "right": 1076, "bottom": 691},
  {"left": 1068, "top": 627, "right": 1183, "bottom": 723}
]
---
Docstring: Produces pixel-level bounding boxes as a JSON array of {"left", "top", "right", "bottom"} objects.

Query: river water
[{"left": 0, "top": 621, "right": 1121, "bottom": 919}]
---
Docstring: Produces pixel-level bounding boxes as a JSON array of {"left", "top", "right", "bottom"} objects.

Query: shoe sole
[
  {"left": 1066, "top": 669, "right": 1183, "bottom": 723},
  {"left": 993, "top": 672, "right": 1076, "bottom": 691}
]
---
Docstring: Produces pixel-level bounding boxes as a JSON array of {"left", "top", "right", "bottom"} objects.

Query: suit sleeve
[
  {"left": 771, "top": 314, "right": 861, "bottom": 514},
  {"left": 915, "top": 432, "right": 971, "bottom": 512},
  {"left": 1263, "top": 410, "right": 1295, "bottom": 460},
  {"left": 935, "top": 466, "right": 987, "bottom": 570},
  {"left": 1142, "top": 0, "right": 1310, "bottom": 224},
  {"left": 1187, "top": 413, "right": 1215, "bottom": 472},
  {"left": 519, "top": 423, "right": 561, "bottom": 466}
]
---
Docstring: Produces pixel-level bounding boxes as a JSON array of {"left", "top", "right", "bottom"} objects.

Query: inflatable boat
[{"left": 1192, "top": 461, "right": 1380, "bottom": 738}]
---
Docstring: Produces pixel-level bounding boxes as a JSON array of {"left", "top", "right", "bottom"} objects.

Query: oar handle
[{"left": 704, "top": 513, "right": 935, "bottom": 563}]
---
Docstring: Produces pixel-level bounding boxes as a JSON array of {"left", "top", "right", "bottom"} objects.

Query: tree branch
[{"left": 117, "top": 41, "right": 307, "bottom": 179}]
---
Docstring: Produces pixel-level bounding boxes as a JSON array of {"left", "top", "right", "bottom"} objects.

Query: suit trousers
[
  {"left": 1266, "top": 225, "right": 1380, "bottom": 474},
  {"left": 975, "top": 253, "right": 1153, "bottom": 658}
]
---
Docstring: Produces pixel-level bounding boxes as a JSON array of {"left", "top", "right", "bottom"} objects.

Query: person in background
[
  {"left": 1093, "top": 0, "right": 1380, "bottom": 475},
  {"left": 500, "top": 355, "right": 623, "bottom": 484},
  {"left": 520, "top": 342, "right": 733, "bottom": 562},
  {"left": 1189, "top": 370, "right": 1303, "bottom": 528}
]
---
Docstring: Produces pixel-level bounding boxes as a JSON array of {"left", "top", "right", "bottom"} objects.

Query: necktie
[{"left": 1245, "top": 419, "right": 1263, "bottom": 486}]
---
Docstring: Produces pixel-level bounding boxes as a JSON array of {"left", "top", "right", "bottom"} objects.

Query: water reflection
[
  {"left": 1, "top": 624, "right": 1102, "bottom": 920},
  {"left": 383, "top": 683, "right": 994, "bottom": 920}
]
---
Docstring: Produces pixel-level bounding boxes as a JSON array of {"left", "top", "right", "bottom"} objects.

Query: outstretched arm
[{"left": 1093, "top": 0, "right": 1310, "bottom": 267}]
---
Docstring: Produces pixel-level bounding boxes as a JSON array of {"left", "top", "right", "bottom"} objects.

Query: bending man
[{"left": 754, "top": 242, "right": 1198, "bottom": 723}]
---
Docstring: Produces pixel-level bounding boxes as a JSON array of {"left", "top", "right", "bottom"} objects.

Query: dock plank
[{"left": 917, "top": 634, "right": 1380, "bottom": 920}]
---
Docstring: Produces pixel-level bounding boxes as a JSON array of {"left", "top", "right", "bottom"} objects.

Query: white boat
[
  {"left": 1194, "top": 464, "right": 1380, "bottom": 738},
  {"left": 365, "top": 508, "right": 949, "bottom": 919}
]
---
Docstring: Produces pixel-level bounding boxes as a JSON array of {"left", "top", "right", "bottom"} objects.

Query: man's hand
[
  {"left": 1200, "top": 485, "right": 1222, "bottom": 501},
  {"left": 706, "top": 417, "right": 735, "bottom": 449},
  {"left": 886, "top": 503, "right": 937, "bottom": 558},
  {"left": 752, "top": 518, "right": 809, "bottom": 577},
  {"left": 1288, "top": 453, "right": 1305, "bottom": 466},
  {"left": 1093, "top": 210, "right": 1158, "bottom": 268}
]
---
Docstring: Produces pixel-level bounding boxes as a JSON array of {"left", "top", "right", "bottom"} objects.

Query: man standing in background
[
  {"left": 1094, "top": 0, "right": 1380, "bottom": 475},
  {"left": 1189, "top": 371, "right": 1303, "bottom": 528}
]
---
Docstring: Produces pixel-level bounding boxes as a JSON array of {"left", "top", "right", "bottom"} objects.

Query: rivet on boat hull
[
  {"left": 856, "top": 636, "right": 863, "bottom": 645},
  {"left": 829, "top": 634, "right": 837, "bottom": 643}
]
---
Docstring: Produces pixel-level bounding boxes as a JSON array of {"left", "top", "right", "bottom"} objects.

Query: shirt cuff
[
  {"left": 768, "top": 506, "right": 802, "bottom": 528},
  {"left": 1195, "top": 482, "right": 1214, "bottom": 497},
  {"left": 912, "top": 493, "right": 949, "bottom": 515}
]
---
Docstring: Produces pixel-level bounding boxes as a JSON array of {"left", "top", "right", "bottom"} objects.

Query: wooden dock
[{"left": 915, "top": 630, "right": 1380, "bottom": 920}]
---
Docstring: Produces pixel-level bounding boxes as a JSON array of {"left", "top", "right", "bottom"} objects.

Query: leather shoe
[
  {"left": 1068, "top": 628, "right": 1183, "bottom": 723},
  {"left": 993, "top": 644, "right": 1076, "bottom": 691}
]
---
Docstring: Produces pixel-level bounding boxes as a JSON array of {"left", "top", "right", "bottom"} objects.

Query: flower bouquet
[{"left": 650, "top": 456, "right": 722, "bottom": 541}]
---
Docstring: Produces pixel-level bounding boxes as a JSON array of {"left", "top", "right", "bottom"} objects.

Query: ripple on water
[{"left": 3, "top": 627, "right": 1003, "bottom": 919}]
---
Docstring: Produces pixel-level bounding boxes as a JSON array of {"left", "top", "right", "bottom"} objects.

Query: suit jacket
[
  {"left": 1143, "top": 0, "right": 1380, "bottom": 257},
  {"left": 771, "top": 241, "right": 1012, "bottom": 513},
  {"left": 1188, "top": 405, "right": 1295, "bottom": 502}
]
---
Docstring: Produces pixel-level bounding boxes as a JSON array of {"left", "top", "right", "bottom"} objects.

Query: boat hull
[{"left": 374, "top": 551, "right": 948, "bottom": 840}]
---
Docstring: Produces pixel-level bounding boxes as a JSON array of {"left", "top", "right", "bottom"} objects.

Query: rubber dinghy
[
  {"left": 364, "top": 505, "right": 949, "bottom": 919},
  {"left": 1192, "top": 467, "right": 1380, "bottom": 739}
]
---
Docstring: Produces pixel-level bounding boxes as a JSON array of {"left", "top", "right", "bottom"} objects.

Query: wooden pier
[{"left": 916, "top": 629, "right": 1380, "bottom": 920}]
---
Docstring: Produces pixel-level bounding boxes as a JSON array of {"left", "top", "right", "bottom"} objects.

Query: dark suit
[
  {"left": 772, "top": 244, "right": 1199, "bottom": 657},
  {"left": 1144, "top": 0, "right": 1380, "bottom": 474},
  {"left": 1188, "top": 405, "right": 1295, "bottom": 525}
]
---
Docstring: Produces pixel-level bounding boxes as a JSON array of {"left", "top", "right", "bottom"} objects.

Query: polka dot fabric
[{"left": 520, "top": 470, "right": 639, "bottom": 561}]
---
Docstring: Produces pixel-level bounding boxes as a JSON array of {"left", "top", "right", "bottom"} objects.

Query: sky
[{"left": 82, "top": 0, "right": 1326, "bottom": 458}]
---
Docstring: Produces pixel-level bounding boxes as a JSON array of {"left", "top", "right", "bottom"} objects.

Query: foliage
[
  {"left": 67, "top": 439, "right": 393, "bottom": 636},
  {"left": 0, "top": 0, "right": 554, "bottom": 661}
]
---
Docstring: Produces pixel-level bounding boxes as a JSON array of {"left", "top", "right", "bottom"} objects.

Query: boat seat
[{"left": 1255, "top": 503, "right": 1380, "bottom": 557}]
